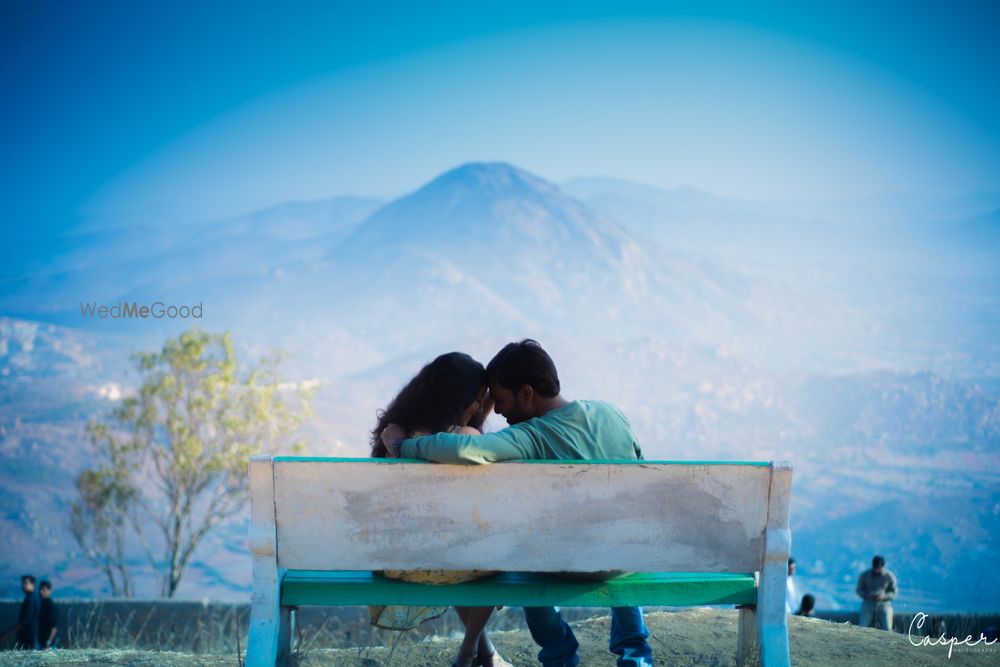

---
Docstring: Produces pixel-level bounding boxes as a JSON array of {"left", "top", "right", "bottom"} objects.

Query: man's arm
[
  {"left": 44, "top": 603, "right": 57, "bottom": 647},
  {"left": 856, "top": 572, "right": 867, "bottom": 599},
  {"left": 882, "top": 571, "right": 898, "bottom": 601},
  {"left": 399, "top": 427, "right": 538, "bottom": 464}
]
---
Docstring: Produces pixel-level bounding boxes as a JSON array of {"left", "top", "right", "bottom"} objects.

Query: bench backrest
[{"left": 249, "top": 457, "right": 791, "bottom": 574}]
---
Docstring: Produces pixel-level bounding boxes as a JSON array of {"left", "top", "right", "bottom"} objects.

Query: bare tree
[
  {"left": 70, "top": 423, "right": 137, "bottom": 597},
  {"left": 73, "top": 329, "right": 313, "bottom": 597}
]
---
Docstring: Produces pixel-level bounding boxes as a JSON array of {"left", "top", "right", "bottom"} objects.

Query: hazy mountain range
[{"left": 1, "top": 163, "right": 998, "bottom": 612}]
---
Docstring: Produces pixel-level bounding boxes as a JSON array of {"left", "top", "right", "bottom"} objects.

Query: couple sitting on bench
[{"left": 371, "top": 339, "right": 655, "bottom": 667}]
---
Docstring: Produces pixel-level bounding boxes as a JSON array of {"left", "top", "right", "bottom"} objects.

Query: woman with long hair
[
  {"left": 370, "top": 352, "right": 507, "bottom": 667},
  {"left": 371, "top": 351, "right": 491, "bottom": 457}
]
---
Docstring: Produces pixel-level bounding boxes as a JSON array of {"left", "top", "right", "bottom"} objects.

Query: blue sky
[{"left": 2, "top": 0, "right": 999, "bottom": 240}]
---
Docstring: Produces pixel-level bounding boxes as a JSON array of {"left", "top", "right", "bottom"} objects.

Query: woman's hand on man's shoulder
[{"left": 380, "top": 423, "right": 407, "bottom": 456}]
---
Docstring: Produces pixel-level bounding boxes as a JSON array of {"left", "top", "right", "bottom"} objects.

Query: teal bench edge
[{"left": 273, "top": 456, "right": 772, "bottom": 466}]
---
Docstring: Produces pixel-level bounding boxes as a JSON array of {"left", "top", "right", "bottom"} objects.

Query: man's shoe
[{"left": 617, "top": 650, "right": 654, "bottom": 667}]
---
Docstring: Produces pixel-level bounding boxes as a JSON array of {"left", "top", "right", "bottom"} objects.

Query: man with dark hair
[
  {"left": 485, "top": 339, "right": 561, "bottom": 404},
  {"left": 2, "top": 575, "right": 40, "bottom": 649},
  {"left": 391, "top": 339, "right": 653, "bottom": 667},
  {"left": 856, "top": 555, "right": 898, "bottom": 630},
  {"left": 38, "top": 580, "right": 59, "bottom": 649}
]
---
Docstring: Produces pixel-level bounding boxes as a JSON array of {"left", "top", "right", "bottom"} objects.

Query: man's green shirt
[{"left": 398, "top": 400, "right": 643, "bottom": 464}]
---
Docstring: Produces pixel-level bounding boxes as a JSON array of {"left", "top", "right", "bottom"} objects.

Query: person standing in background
[
  {"left": 785, "top": 557, "right": 797, "bottom": 614},
  {"left": 856, "top": 555, "right": 898, "bottom": 630},
  {"left": 2, "top": 575, "right": 40, "bottom": 649},
  {"left": 38, "top": 580, "right": 59, "bottom": 649}
]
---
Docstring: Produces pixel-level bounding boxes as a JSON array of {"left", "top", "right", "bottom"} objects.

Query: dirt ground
[{"left": 2, "top": 608, "right": 997, "bottom": 666}]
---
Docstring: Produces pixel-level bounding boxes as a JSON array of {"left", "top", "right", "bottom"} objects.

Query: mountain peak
[
  {"left": 329, "top": 162, "right": 646, "bottom": 284},
  {"left": 426, "top": 162, "right": 559, "bottom": 199},
  {"left": 333, "top": 162, "right": 594, "bottom": 254}
]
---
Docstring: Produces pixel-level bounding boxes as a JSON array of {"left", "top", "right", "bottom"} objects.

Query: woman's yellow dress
[{"left": 368, "top": 427, "right": 497, "bottom": 630}]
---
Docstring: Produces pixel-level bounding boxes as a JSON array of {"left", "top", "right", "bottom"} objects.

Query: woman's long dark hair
[{"left": 370, "top": 352, "right": 486, "bottom": 457}]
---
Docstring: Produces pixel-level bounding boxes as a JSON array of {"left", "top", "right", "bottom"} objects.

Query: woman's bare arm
[{"left": 382, "top": 423, "right": 480, "bottom": 456}]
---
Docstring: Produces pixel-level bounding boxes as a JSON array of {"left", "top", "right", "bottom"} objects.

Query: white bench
[{"left": 247, "top": 456, "right": 792, "bottom": 666}]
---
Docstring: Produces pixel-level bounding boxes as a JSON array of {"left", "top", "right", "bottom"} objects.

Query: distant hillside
[
  {"left": 0, "top": 195, "right": 383, "bottom": 322},
  {"left": 323, "top": 162, "right": 779, "bottom": 347}
]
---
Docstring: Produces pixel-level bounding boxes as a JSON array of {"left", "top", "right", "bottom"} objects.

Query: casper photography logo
[{"left": 80, "top": 301, "right": 204, "bottom": 320}]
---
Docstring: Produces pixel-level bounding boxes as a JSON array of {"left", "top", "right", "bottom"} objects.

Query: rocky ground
[{"left": 2, "top": 608, "right": 997, "bottom": 666}]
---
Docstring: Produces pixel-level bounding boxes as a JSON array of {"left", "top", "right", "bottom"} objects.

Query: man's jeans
[
  {"left": 859, "top": 600, "right": 893, "bottom": 631},
  {"left": 524, "top": 606, "right": 653, "bottom": 667}
]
